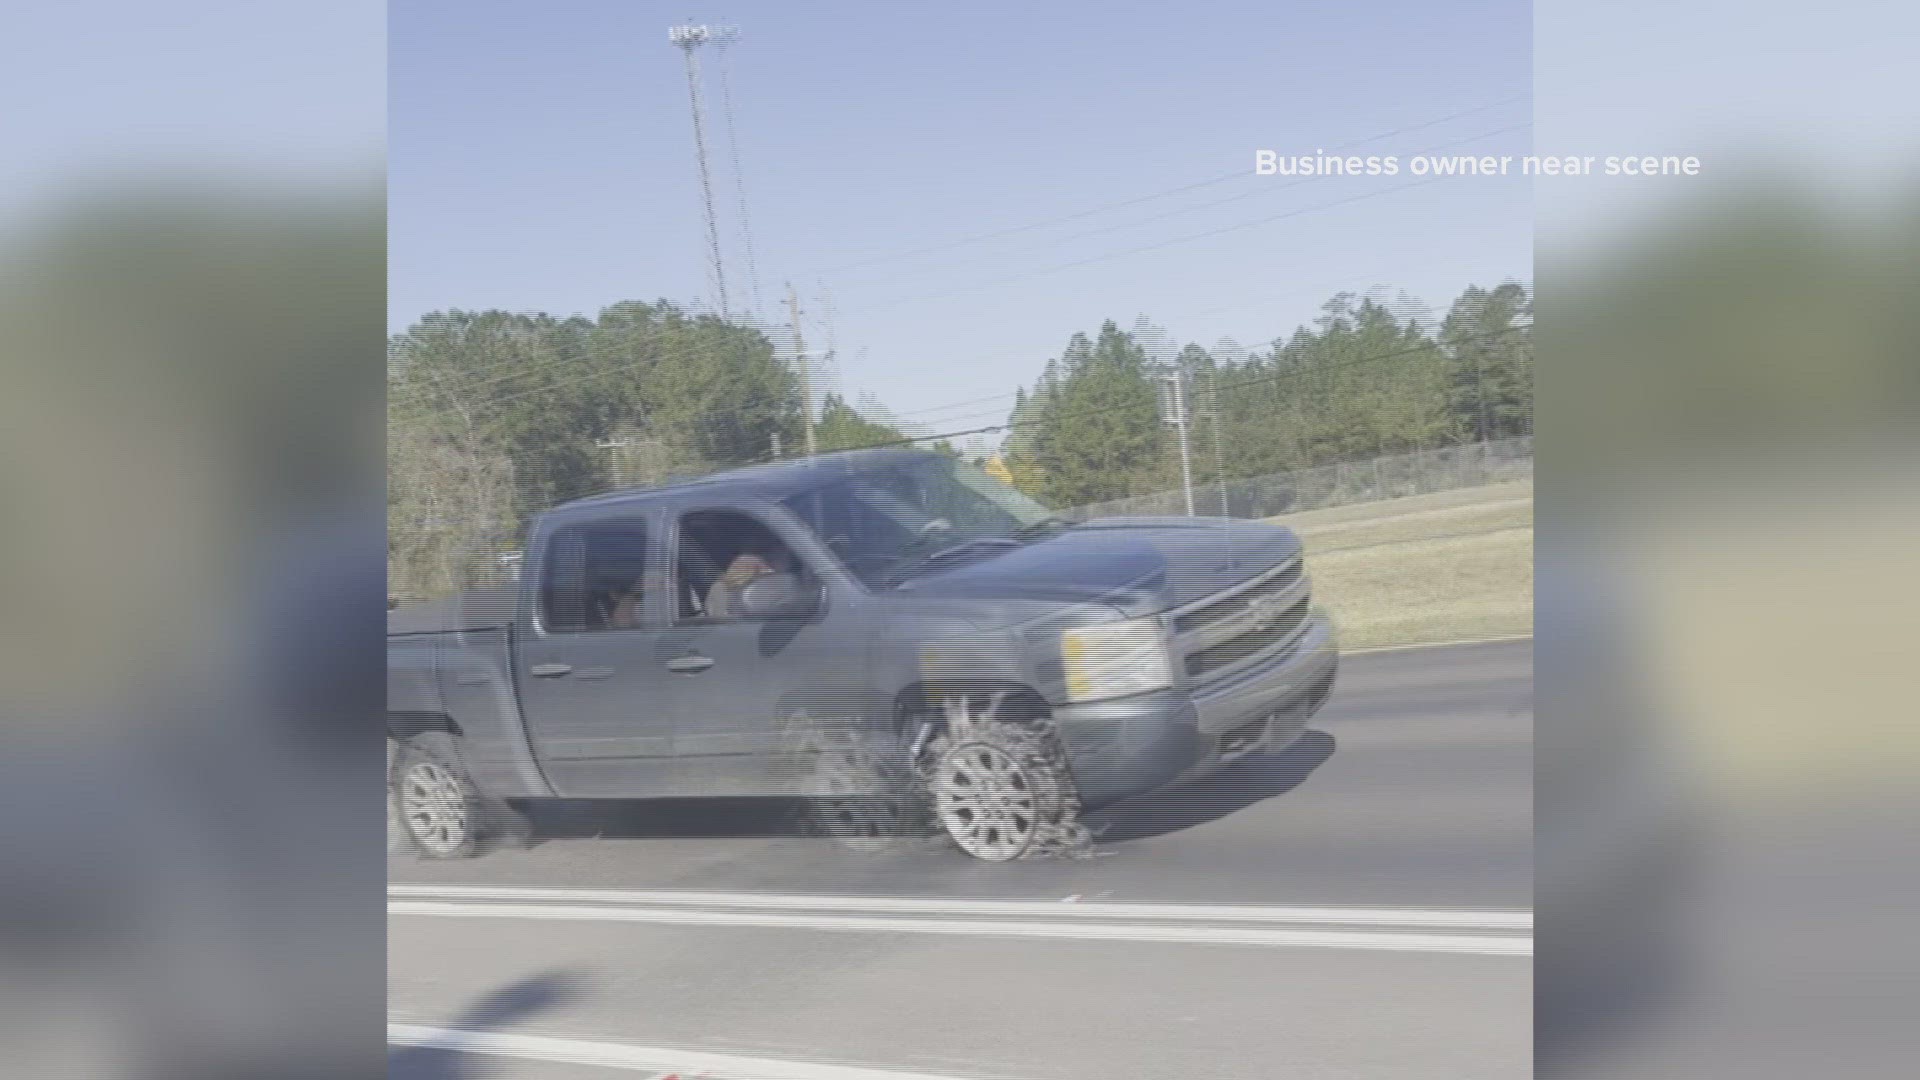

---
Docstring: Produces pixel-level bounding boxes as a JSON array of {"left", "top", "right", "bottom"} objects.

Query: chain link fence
[
  {"left": 1068, "top": 436, "right": 1533, "bottom": 521},
  {"left": 392, "top": 436, "right": 1534, "bottom": 605}
]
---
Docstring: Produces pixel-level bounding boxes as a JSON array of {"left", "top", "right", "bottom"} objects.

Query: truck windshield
[{"left": 781, "top": 455, "right": 1058, "bottom": 587}]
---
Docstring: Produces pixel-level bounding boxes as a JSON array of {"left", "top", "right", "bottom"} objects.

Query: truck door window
[
  {"left": 539, "top": 522, "right": 653, "bottom": 633},
  {"left": 674, "top": 510, "right": 802, "bottom": 623}
]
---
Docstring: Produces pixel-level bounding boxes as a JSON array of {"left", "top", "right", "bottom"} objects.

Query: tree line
[
  {"left": 1000, "top": 282, "right": 1532, "bottom": 508},
  {"left": 388, "top": 301, "right": 802, "bottom": 598},
  {"left": 387, "top": 283, "right": 1530, "bottom": 598}
]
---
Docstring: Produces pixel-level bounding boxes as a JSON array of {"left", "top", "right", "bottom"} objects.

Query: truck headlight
[{"left": 1060, "top": 617, "right": 1173, "bottom": 703}]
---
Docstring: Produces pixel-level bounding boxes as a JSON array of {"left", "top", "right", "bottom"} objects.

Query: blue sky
[
  {"left": 0, "top": 2, "right": 383, "bottom": 204},
  {"left": 1534, "top": 0, "right": 1920, "bottom": 243},
  {"left": 391, "top": 1, "right": 1532, "bottom": 440}
]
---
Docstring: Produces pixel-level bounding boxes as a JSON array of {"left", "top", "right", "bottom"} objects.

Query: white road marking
[
  {"left": 1341, "top": 633, "right": 1533, "bottom": 655},
  {"left": 390, "top": 1023, "right": 991, "bottom": 1079},
  {"left": 388, "top": 883, "right": 1530, "bottom": 931},
  {"left": 388, "top": 899, "right": 1530, "bottom": 956}
]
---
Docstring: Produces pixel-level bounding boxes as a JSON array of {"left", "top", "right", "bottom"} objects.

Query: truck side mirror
[{"left": 736, "top": 572, "right": 817, "bottom": 620}]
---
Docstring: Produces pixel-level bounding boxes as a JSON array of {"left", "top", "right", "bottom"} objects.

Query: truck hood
[{"left": 893, "top": 516, "right": 1301, "bottom": 616}]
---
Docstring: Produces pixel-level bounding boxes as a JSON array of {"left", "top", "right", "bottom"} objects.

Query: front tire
[{"left": 921, "top": 693, "right": 1089, "bottom": 862}]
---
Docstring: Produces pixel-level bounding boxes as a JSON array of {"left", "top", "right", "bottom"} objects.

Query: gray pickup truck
[{"left": 388, "top": 448, "right": 1337, "bottom": 861}]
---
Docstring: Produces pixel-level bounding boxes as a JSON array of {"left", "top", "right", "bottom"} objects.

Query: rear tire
[
  {"left": 390, "top": 732, "right": 482, "bottom": 859},
  {"left": 789, "top": 719, "right": 931, "bottom": 851}
]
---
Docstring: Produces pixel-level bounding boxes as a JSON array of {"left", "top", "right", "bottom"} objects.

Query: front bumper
[{"left": 1053, "top": 614, "right": 1339, "bottom": 808}]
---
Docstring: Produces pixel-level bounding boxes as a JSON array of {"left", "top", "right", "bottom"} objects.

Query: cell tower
[
  {"left": 711, "top": 27, "right": 764, "bottom": 318},
  {"left": 669, "top": 23, "right": 733, "bottom": 320}
]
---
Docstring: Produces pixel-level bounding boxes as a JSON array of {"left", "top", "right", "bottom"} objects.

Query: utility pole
[
  {"left": 818, "top": 283, "right": 839, "bottom": 402},
  {"left": 1139, "top": 317, "right": 1195, "bottom": 517},
  {"left": 1159, "top": 373, "right": 1197, "bottom": 517},
  {"left": 787, "top": 284, "right": 817, "bottom": 457},
  {"left": 1474, "top": 348, "right": 1493, "bottom": 445},
  {"left": 1206, "top": 363, "right": 1230, "bottom": 517},
  {"left": 596, "top": 436, "right": 632, "bottom": 489},
  {"left": 670, "top": 24, "right": 730, "bottom": 320}
]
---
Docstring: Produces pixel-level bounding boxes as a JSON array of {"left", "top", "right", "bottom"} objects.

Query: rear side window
[{"left": 539, "top": 521, "right": 652, "bottom": 633}]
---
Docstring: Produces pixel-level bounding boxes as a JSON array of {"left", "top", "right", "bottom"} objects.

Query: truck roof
[{"left": 547, "top": 446, "right": 940, "bottom": 520}]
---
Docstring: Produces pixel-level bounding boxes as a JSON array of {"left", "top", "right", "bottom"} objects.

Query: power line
[
  {"left": 1045, "top": 119, "right": 1530, "bottom": 249},
  {"left": 712, "top": 27, "right": 764, "bottom": 317},
  {"left": 1154, "top": 251, "right": 1493, "bottom": 327},
  {"left": 876, "top": 177, "right": 1433, "bottom": 314},
  {"left": 395, "top": 321, "right": 1529, "bottom": 499},
  {"left": 874, "top": 254, "right": 1515, "bottom": 425},
  {"left": 822, "top": 94, "right": 1526, "bottom": 278},
  {"left": 884, "top": 386, "right": 1032, "bottom": 421},
  {"left": 391, "top": 333, "right": 754, "bottom": 415},
  {"left": 391, "top": 329, "right": 673, "bottom": 401},
  {"left": 392, "top": 315, "right": 854, "bottom": 439},
  {"left": 823, "top": 173, "right": 1246, "bottom": 277},
  {"left": 392, "top": 263, "right": 1529, "bottom": 449},
  {"left": 867, "top": 122, "right": 1531, "bottom": 313},
  {"left": 389, "top": 299, "right": 800, "bottom": 404},
  {"left": 395, "top": 101, "right": 1529, "bottom": 440},
  {"left": 736, "top": 322, "right": 1530, "bottom": 464}
]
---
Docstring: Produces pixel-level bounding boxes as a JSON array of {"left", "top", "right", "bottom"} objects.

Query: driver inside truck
[{"left": 704, "top": 544, "right": 794, "bottom": 621}]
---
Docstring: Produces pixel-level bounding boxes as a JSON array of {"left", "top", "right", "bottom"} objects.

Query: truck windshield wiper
[
  {"left": 1013, "top": 516, "right": 1073, "bottom": 540},
  {"left": 886, "top": 537, "right": 1021, "bottom": 584}
]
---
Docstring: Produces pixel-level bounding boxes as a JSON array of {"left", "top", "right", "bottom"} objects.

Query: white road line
[
  {"left": 1341, "top": 633, "right": 1533, "bottom": 655},
  {"left": 388, "top": 883, "right": 1531, "bottom": 931},
  {"left": 390, "top": 1023, "right": 991, "bottom": 1079},
  {"left": 388, "top": 900, "right": 1531, "bottom": 956}
]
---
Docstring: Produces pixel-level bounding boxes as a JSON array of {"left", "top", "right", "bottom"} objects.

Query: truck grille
[
  {"left": 1170, "top": 557, "right": 1312, "bottom": 682},
  {"left": 1174, "top": 560, "right": 1300, "bottom": 635},
  {"left": 1185, "top": 597, "right": 1309, "bottom": 679}
]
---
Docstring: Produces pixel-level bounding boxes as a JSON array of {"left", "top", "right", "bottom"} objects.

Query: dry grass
[
  {"left": 1278, "top": 479, "right": 1535, "bottom": 534},
  {"left": 1270, "top": 481, "right": 1533, "bottom": 649}
]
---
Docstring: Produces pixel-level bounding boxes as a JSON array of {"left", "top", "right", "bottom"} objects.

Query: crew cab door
[
  {"left": 653, "top": 506, "right": 874, "bottom": 796},
  {"left": 516, "top": 514, "right": 679, "bottom": 797}
]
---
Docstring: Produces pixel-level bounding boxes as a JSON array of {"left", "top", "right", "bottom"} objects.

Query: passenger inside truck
[{"left": 540, "top": 521, "right": 652, "bottom": 633}]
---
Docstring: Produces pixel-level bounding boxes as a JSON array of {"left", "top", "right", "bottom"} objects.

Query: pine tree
[
  {"left": 814, "top": 392, "right": 908, "bottom": 452},
  {"left": 1030, "top": 322, "right": 1167, "bottom": 507},
  {"left": 1442, "top": 282, "right": 1534, "bottom": 441}
]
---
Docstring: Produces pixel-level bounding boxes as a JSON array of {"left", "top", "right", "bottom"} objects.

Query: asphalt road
[{"left": 389, "top": 638, "right": 1532, "bottom": 1079}]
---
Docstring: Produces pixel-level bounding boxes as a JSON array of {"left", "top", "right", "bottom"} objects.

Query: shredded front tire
[{"left": 919, "top": 692, "right": 1093, "bottom": 861}]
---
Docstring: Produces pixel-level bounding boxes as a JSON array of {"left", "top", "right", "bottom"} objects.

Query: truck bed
[
  {"left": 388, "top": 584, "right": 519, "bottom": 636},
  {"left": 387, "top": 590, "right": 551, "bottom": 799}
]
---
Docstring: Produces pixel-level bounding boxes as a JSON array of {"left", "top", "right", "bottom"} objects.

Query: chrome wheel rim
[
  {"left": 935, "top": 743, "right": 1038, "bottom": 861},
  {"left": 400, "top": 761, "right": 468, "bottom": 854}
]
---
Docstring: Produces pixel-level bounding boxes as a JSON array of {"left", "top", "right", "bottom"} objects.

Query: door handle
[
  {"left": 529, "top": 663, "right": 573, "bottom": 678},
  {"left": 664, "top": 654, "right": 715, "bottom": 675}
]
